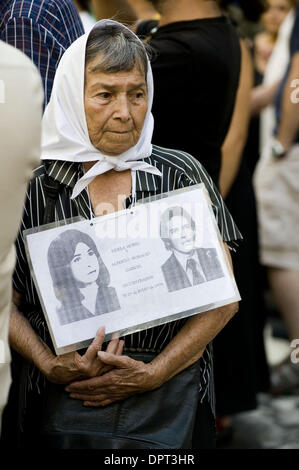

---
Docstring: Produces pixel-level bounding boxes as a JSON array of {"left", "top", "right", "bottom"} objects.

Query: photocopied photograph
[
  {"left": 24, "top": 184, "right": 241, "bottom": 354},
  {"left": 47, "top": 229, "right": 120, "bottom": 325},
  {"left": 160, "top": 205, "right": 224, "bottom": 292}
]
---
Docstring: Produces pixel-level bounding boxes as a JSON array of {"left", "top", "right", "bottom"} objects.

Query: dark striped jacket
[{"left": 13, "top": 145, "right": 242, "bottom": 408}]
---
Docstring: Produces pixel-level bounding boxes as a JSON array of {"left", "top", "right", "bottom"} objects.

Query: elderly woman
[{"left": 10, "top": 21, "right": 241, "bottom": 449}]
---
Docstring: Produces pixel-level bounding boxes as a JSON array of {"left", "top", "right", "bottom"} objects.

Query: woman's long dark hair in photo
[{"left": 47, "top": 229, "right": 110, "bottom": 310}]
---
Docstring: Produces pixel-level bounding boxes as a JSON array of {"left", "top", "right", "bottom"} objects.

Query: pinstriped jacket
[{"left": 13, "top": 145, "right": 242, "bottom": 409}]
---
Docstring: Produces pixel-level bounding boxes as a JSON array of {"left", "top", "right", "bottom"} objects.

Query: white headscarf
[{"left": 41, "top": 19, "right": 161, "bottom": 200}]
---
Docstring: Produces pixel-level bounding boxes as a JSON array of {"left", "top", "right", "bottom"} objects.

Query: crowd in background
[{"left": 0, "top": 0, "right": 299, "bottom": 449}]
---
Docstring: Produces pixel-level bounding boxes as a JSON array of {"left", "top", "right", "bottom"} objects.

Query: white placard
[{"left": 24, "top": 184, "right": 241, "bottom": 354}]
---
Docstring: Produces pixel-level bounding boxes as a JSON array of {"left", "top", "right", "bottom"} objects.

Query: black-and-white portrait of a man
[
  {"left": 160, "top": 206, "right": 224, "bottom": 293},
  {"left": 47, "top": 229, "right": 120, "bottom": 325}
]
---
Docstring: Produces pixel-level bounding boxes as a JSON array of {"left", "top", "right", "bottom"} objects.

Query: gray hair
[{"left": 85, "top": 23, "right": 151, "bottom": 79}]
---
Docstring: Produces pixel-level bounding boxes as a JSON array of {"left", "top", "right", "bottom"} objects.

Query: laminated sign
[{"left": 24, "top": 184, "right": 241, "bottom": 354}]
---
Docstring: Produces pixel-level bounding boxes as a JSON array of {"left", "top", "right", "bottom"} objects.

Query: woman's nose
[{"left": 114, "top": 96, "right": 130, "bottom": 121}]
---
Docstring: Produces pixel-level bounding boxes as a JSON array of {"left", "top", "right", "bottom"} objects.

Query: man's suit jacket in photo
[{"left": 161, "top": 248, "right": 224, "bottom": 293}]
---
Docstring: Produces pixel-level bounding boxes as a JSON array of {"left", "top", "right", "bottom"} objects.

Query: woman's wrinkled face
[
  {"left": 84, "top": 56, "right": 148, "bottom": 156},
  {"left": 70, "top": 242, "right": 100, "bottom": 284},
  {"left": 262, "top": 0, "right": 293, "bottom": 35}
]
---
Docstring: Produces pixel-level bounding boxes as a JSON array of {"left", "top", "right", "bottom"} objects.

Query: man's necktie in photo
[{"left": 186, "top": 258, "right": 205, "bottom": 285}]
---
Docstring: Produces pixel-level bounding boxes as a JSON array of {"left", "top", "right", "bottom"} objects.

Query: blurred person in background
[
  {"left": 74, "top": 0, "right": 97, "bottom": 33},
  {"left": 251, "top": 0, "right": 296, "bottom": 175},
  {"left": 254, "top": 0, "right": 295, "bottom": 75},
  {"left": 0, "top": 0, "right": 84, "bottom": 446},
  {"left": 254, "top": 2, "right": 299, "bottom": 395},
  {"left": 0, "top": 0, "right": 84, "bottom": 107},
  {"left": 0, "top": 41, "right": 43, "bottom": 434},
  {"left": 213, "top": 0, "right": 272, "bottom": 445}
]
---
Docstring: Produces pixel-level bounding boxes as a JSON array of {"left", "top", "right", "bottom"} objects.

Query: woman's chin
[{"left": 96, "top": 137, "right": 137, "bottom": 156}]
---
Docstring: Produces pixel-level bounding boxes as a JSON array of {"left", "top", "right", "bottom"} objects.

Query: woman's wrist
[
  {"left": 32, "top": 339, "right": 56, "bottom": 380},
  {"left": 146, "top": 358, "right": 167, "bottom": 390}
]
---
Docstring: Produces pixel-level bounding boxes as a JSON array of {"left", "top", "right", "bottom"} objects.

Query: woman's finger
[
  {"left": 84, "top": 326, "right": 105, "bottom": 361},
  {"left": 116, "top": 340, "right": 124, "bottom": 356},
  {"left": 106, "top": 338, "right": 121, "bottom": 354}
]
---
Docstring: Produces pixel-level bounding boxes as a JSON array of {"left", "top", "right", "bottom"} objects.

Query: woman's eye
[
  {"left": 73, "top": 257, "right": 80, "bottom": 263},
  {"left": 98, "top": 92, "right": 111, "bottom": 99},
  {"left": 130, "top": 92, "right": 144, "bottom": 100},
  {"left": 88, "top": 250, "right": 94, "bottom": 256}
]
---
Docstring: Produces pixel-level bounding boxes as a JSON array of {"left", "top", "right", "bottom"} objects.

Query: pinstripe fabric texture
[
  {"left": 0, "top": 0, "right": 84, "bottom": 106},
  {"left": 13, "top": 145, "right": 242, "bottom": 408}
]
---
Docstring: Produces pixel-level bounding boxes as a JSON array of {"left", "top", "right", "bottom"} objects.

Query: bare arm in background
[
  {"left": 219, "top": 40, "right": 253, "bottom": 199},
  {"left": 276, "top": 51, "right": 299, "bottom": 151},
  {"left": 250, "top": 80, "right": 280, "bottom": 116}
]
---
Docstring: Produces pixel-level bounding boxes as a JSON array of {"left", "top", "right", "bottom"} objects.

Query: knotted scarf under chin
[{"left": 71, "top": 156, "right": 162, "bottom": 200}]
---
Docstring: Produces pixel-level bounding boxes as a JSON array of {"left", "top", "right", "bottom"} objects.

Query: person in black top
[{"left": 136, "top": 0, "right": 241, "bottom": 186}]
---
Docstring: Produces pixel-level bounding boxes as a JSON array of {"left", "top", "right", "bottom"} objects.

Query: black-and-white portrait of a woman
[{"left": 48, "top": 229, "right": 120, "bottom": 325}]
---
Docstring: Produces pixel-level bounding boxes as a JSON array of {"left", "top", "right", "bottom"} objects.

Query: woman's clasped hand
[{"left": 42, "top": 326, "right": 124, "bottom": 384}]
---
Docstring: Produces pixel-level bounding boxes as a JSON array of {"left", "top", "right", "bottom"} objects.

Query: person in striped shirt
[
  {"left": 10, "top": 21, "right": 241, "bottom": 448},
  {"left": 0, "top": 0, "right": 84, "bottom": 107}
]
